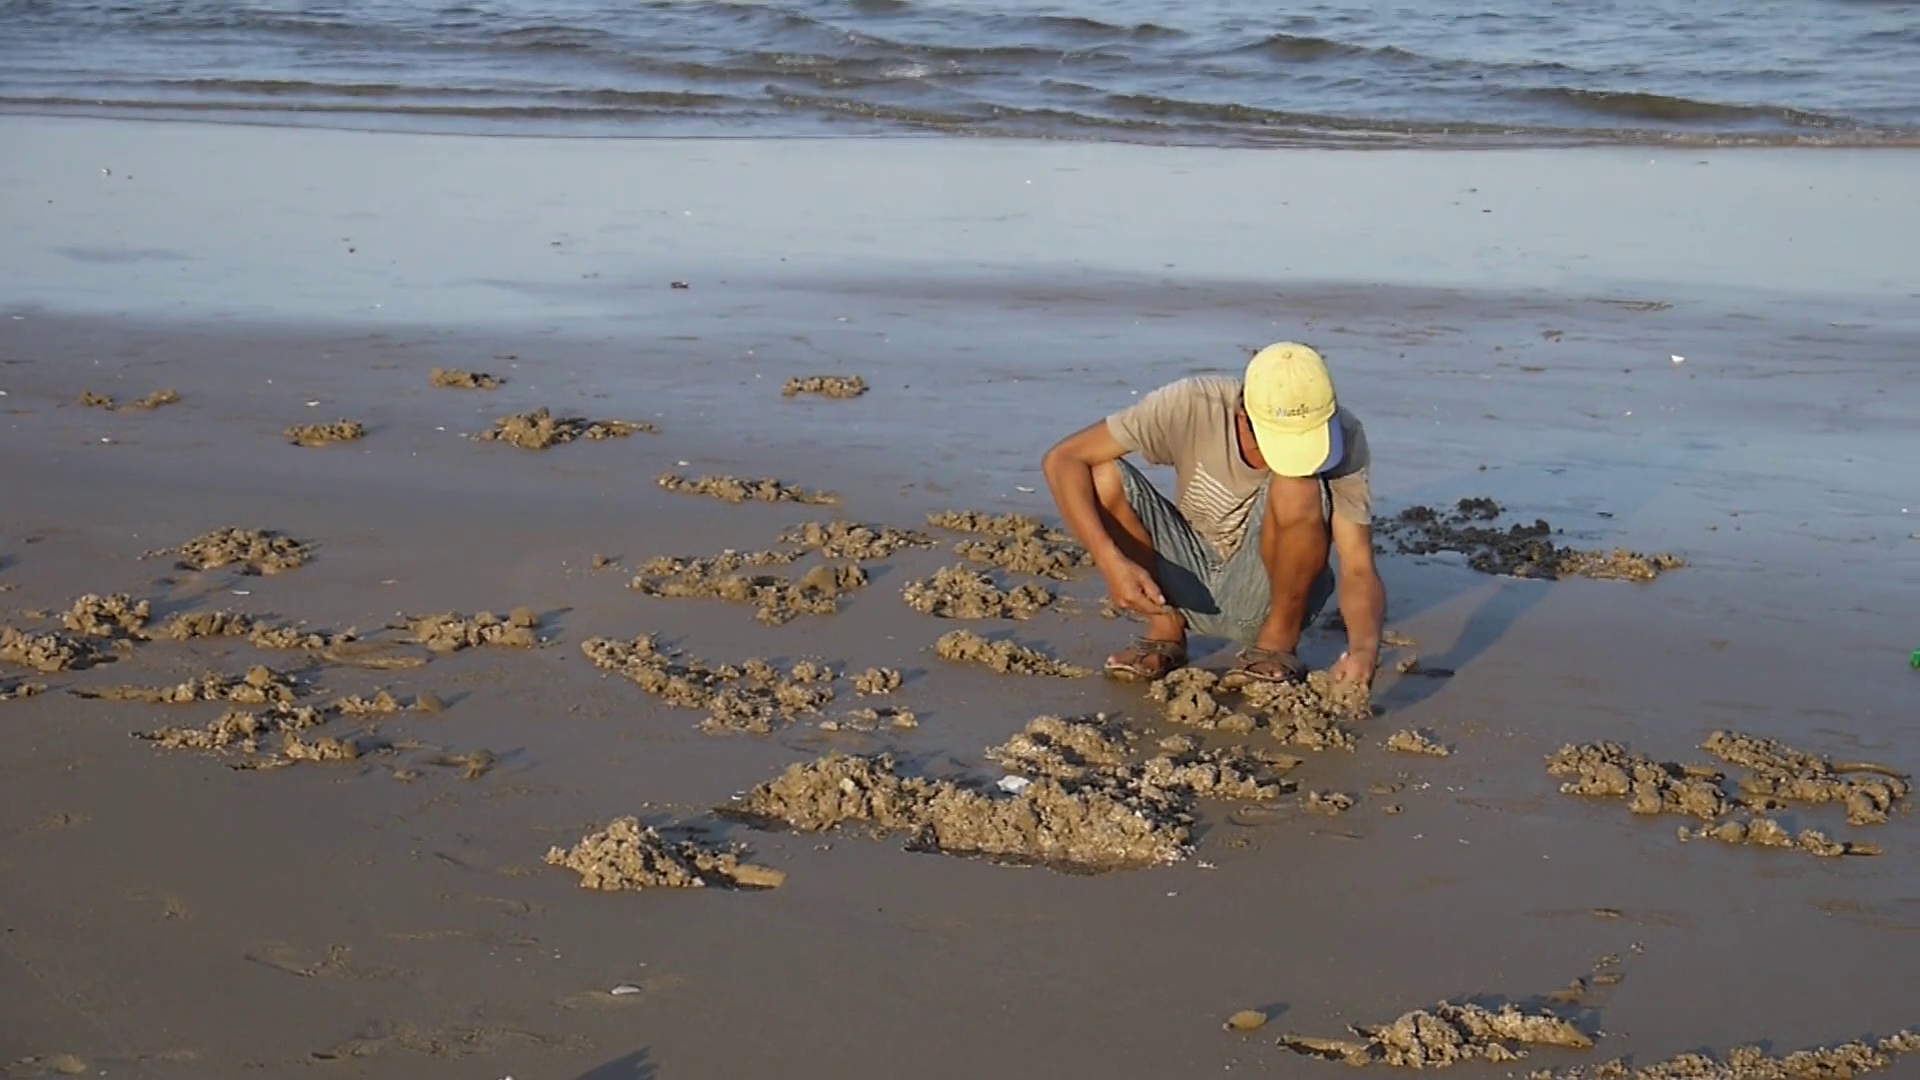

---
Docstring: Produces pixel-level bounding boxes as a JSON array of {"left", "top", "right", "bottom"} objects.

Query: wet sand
[{"left": 2, "top": 117, "right": 1918, "bottom": 1079}]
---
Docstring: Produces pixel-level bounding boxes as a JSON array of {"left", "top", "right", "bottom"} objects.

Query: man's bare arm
[
  {"left": 1331, "top": 515, "right": 1387, "bottom": 670},
  {"left": 1040, "top": 420, "right": 1131, "bottom": 567}
]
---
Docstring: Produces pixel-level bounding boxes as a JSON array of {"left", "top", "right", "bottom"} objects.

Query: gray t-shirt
[{"left": 1106, "top": 374, "right": 1373, "bottom": 561}]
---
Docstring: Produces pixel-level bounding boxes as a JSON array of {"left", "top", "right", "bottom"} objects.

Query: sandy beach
[{"left": 2, "top": 116, "right": 1918, "bottom": 1080}]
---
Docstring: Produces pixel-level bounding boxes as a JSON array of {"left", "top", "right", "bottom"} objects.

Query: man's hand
[
  {"left": 1102, "top": 555, "right": 1171, "bottom": 616},
  {"left": 1329, "top": 650, "right": 1377, "bottom": 688}
]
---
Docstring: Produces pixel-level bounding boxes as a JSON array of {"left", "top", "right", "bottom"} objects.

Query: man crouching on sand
[{"left": 1042, "top": 342, "right": 1385, "bottom": 687}]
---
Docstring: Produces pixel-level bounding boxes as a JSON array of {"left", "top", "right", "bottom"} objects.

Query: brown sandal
[
  {"left": 1219, "top": 646, "right": 1307, "bottom": 688},
  {"left": 1104, "top": 637, "right": 1188, "bottom": 682}
]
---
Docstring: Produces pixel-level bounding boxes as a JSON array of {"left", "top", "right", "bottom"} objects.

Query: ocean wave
[{"left": 1520, "top": 87, "right": 1855, "bottom": 128}]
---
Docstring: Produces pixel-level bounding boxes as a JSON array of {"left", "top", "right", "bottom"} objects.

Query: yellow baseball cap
[{"left": 1244, "top": 342, "right": 1341, "bottom": 477}]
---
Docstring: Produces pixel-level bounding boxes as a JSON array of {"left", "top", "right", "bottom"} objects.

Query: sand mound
[
  {"left": 903, "top": 565, "right": 1054, "bottom": 620},
  {"left": 136, "top": 703, "right": 327, "bottom": 754},
  {"left": 1547, "top": 732, "right": 1907, "bottom": 858},
  {"left": 406, "top": 609, "right": 540, "bottom": 652},
  {"left": 1535, "top": 1030, "right": 1920, "bottom": 1080},
  {"left": 782, "top": 374, "right": 867, "bottom": 399},
  {"left": 544, "top": 816, "right": 784, "bottom": 890},
  {"left": 61, "top": 593, "right": 151, "bottom": 639},
  {"left": 1, "top": 626, "right": 97, "bottom": 672},
  {"left": 781, "top": 521, "right": 934, "bottom": 561},
  {"left": 935, "top": 629, "right": 1089, "bottom": 677},
  {"left": 656, "top": 473, "right": 839, "bottom": 505},
  {"left": 156, "top": 527, "right": 312, "bottom": 575},
  {"left": 851, "top": 667, "right": 902, "bottom": 695},
  {"left": 631, "top": 554, "right": 866, "bottom": 626},
  {"left": 1145, "top": 667, "right": 1369, "bottom": 749},
  {"left": 928, "top": 510, "right": 1073, "bottom": 543},
  {"left": 333, "top": 690, "right": 404, "bottom": 716},
  {"left": 1380, "top": 498, "right": 1683, "bottom": 582},
  {"left": 581, "top": 636, "right": 839, "bottom": 734},
  {"left": 1280, "top": 999, "right": 1592, "bottom": 1068},
  {"left": 251, "top": 623, "right": 360, "bottom": 650},
  {"left": 953, "top": 536, "right": 1092, "bottom": 580},
  {"left": 76, "top": 664, "right": 297, "bottom": 705},
  {"left": 819, "top": 706, "right": 918, "bottom": 732},
  {"left": 285, "top": 420, "right": 366, "bottom": 446},
  {"left": 477, "top": 408, "right": 653, "bottom": 448},
  {"left": 1386, "top": 728, "right": 1451, "bottom": 757},
  {"left": 79, "top": 389, "right": 180, "bottom": 411},
  {"left": 430, "top": 367, "right": 503, "bottom": 389},
  {"left": 1700, "top": 729, "right": 1908, "bottom": 826},
  {"left": 154, "top": 610, "right": 254, "bottom": 640}
]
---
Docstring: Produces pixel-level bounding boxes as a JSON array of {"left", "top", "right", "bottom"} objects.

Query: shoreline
[{"left": 3, "top": 115, "right": 1917, "bottom": 1079}]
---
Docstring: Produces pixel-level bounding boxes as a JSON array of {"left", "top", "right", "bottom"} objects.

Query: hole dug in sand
[
  {"left": 782, "top": 374, "right": 867, "bottom": 399},
  {"left": 934, "top": 629, "right": 1089, "bottom": 678},
  {"left": 581, "top": 635, "right": 842, "bottom": 734},
  {"left": 726, "top": 714, "right": 1302, "bottom": 873},
  {"left": 655, "top": 473, "right": 839, "bottom": 505},
  {"left": 1380, "top": 498, "right": 1683, "bottom": 582},
  {"left": 903, "top": 565, "right": 1055, "bottom": 620},
  {"left": 544, "top": 816, "right": 784, "bottom": 890},
  {"left": 1547, "top": 730, "right": 1907, "bottom": 858},
  {"left": 630, "top": 551, "right": 867, "bottom": 626},
  {"left": 476, "top": 408, "right": 654, "bottom": 449},
  {"left": 284, "top": 420, "right": 366, "bottom": 446},
  {"left": 146, "top": 527, "right": 313, "bottom": 575}
]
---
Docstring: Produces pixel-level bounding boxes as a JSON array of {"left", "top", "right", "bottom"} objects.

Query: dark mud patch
[
  {"left": 148, "top": 527, "right": 312, "bottom": 575},
  {"left": 1, "top": 626, "right": 98, "bottom": 672},
  {"left": 1379, "top": 499, "right": 1683, "bottom": 582},
  {"left": 780, "top": 521, "right": 934, "bottom": 561},
  {"left": 1, "top": 676, "right": 47, "bottom": 700},
  {"left": 75, "top": 664, "right": 297, "bottom": 705},
  {"left": 656, "top": 473, "right": 838, "bottom": 505},
  {"left": 430, "top": 367, "right": 503, "bottom": 390},
  {"left": 477, "top": 408, "right": 653, "bottom": 449},
  {"left": 79, "top": 389, "right": 179, "bottom": 411},
  {"left": 545, "top": 817, "right": 784, "bottom": 890},
  {"left": 782, "top": 375, "right": 867, "bottom": 399},
  {"left": 631, "top": 553, "right": 865, "bottom": 625},
  {"left": 903, "top": 565, "right": 1055, "bottom": 620},
  {"left": 580, "top": 636, "right": 838, "bottom": 734},
  {"left": 404, "top": 609, "right": 540, "bottom": 652},
  {"left": 285, "top": 420, "right": 366, "bottom": 447},
  {"left": 1146, "top": 667, "right": 1370, "bottom": 750},
  {"left": 1539, "top": 1030, "right": 1919, "bottom": 1079},
  {"left": 1278, "top": 999, "right": 1591, "bottom": 1067},
  {"left": 935, "top": 629, "right": 1089, "bottom": 677},
  {"left": 1547, "top": 732, "right": 1907, "bottom": 857}
]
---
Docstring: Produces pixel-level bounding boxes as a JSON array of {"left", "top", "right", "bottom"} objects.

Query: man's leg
[
  {"left": 1210, "top": 477, "right": 1335, "bottom": 681},
  {"left": 1092, "top": 460, "right": 1217, "bottom": 677}
]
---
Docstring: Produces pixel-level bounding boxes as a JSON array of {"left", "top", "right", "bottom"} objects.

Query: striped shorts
[{"left": 1117, "top": 459, "right": 1334, "bottom": 644}]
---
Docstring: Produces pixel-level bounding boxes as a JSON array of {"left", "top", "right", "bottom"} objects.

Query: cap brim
[{"left": 1252, "top": 416, "right": 1340, "bottom": 478}]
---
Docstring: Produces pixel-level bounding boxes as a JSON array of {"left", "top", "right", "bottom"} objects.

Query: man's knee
[
  {"left": 1262, "top": 475, "right": 1327, "bottom": 531},
  {"left": 1091, "top": 459, "right": 1129, "bottom": 512}
]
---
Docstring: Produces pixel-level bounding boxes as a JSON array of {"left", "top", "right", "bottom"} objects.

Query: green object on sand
[{"left": 1912, "top": 649, "right": 1920, "bottom": 670}]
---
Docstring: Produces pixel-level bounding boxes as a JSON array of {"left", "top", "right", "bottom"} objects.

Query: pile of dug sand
[
  {"left": 79, "top": 389, "right": 180, "bottom": 411},
  {"left": 782, "top": 374, "right": 867, "bottom": 399},
  {"left": 285, "top": 420, "right": 366, "bottom": 446},
  {"left": 631, "top": 553, "right": 867, "bottom": 626},
  {"left": 729, "top": 714, "right": 1301, "bottom": 872},
  {"left": 74, "top": 664, "right": 297, "bottom": 705},
  {"left": 153, "top": 527, "right": 312, "bottom": 575},
  {"left": 656, "top": 473, "right": 839, "bottom": 505},
  {"left": 935, "top": 629, "right": 1089, "bottom": 677},
  {"left": 952, "top": 536, "right": 1092, "bottom": 581},
  {"left": 1146, "top": 667, "right": 1371, "bottom": 750},
  {"left": 1278, "top": 999, "right": 1592, "bottom": 1067},
  {"left": 405, "top": 609, "right": 540, "bottom": 652},
  {"left": 781, "top": 521, "right": 934, "bottom": 561},
  {"left": 581, "top": 636, "right": 842, "bottom": 734},
  {"left": 545, "top": 816, "right": 785, "bottom": 890},
  {"left": 476, "top": 408, "right": 653, "bottom": 449},
  {"left": 1533, "top": 1031, "right": 1920, "bottom": 1080},
  {"left": 1546, "top": 730, "right": 1907, "bottom": 858},
  {"left": 61, "top": 593, "right": 151, "bottom": 639},
  {"left": 903, "top": 565, "right": 1054, "bottom": 620},
  {"left": 1379, "top": 498, "right": 1683, "bottom": 582},
  {"left": 429, "top": 367, "right": 503, "bottom": 389}
]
